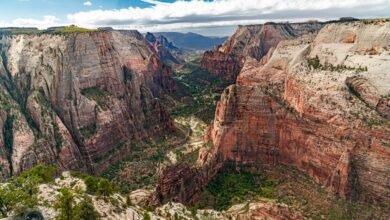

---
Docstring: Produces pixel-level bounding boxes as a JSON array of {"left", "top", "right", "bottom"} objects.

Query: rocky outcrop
[
  {"left": 0, "top": 30, "right": 175, "bottom": 177},
  {"left": 200, "top": 22, "right": 324, "bottom": 81},
  {"left": 154, "top": 21, "right": 390, "bottom": 205},
  {"left": 145, "top": 32, "right": 184, "bottom": 66},
  {"left": 346, "top": 76, "right": 390, "bottom": 119}
]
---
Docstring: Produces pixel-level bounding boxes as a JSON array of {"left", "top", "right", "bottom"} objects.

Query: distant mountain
[
  {"left": 153, "top": 32, "right": 228, "bottom": 51},
  {"left": 145, "top": 32, "right": 185, "bottom": 66}
]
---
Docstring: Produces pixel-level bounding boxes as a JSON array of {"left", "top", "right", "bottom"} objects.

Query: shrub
[
  {"left": 143, "top": 211, "right": 151, "bottom": 220},
  {"left": 55, "top": 188, "right": 75, "bottom": 220},
  {"left": 74, "top": 196, "right": 101, "bottom": 220}
]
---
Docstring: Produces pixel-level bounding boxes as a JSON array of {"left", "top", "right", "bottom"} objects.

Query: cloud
[
  {"left": 83, "top": 1, "right": 93, "bottom": 6},
  {"left": 2, "top": 0, "right": 390, "bottom": 34},
  {"left": 11, "top": 16, "right": 60, "bottom": 29},
  {"left": 66, "top": 0, "right": 390, "bottom": 31}
]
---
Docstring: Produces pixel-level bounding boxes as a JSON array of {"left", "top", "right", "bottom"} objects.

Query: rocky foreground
[{"left": 154, "top": 20, "right": 390, "bottom": 212}]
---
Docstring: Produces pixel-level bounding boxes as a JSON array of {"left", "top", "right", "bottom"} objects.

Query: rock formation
[
  {"left": 154, "top": 21, "right": 390, "bottom": 206},
  {"left": 200, "top": 22, "right": 324, "bottom": 82},
  {"left": 145, "top": 32, "right": 184, "bottom": 66},
  {"left": 0, "top": 30, "right": 175, "bottom": 178}
]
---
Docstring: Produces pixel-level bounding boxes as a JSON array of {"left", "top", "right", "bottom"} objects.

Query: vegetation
[
  {"left": 0, "top": 164, "right": 56, "bottom": 218},
  {"left": 80, "top": 87, "right": 110, "bottom": 109},
  {"left": 79, "top": 123, "right": 97, "bottom": 140},
  {"left": 70, "top": 172, "right": 114, "bottom": 197},
  {"left": 55, "top": 188, "right": 100, "bottom": 220},
  {"left": 308, "top": 56, "right": 367, "bottom": 73},
  {"left": 55, "top": 188, "right": 75, "bottom": 220},
  {"left": 143, "top": 211, "right": 151, "bottom": 220},
  {"left": 122, "top": 66, "right": 133, "bottom": 84},
  {"left": 171, "top": 60, "right": 228, "bottom": 123},
  {"left": 3, "top": 114, "right": 14, "bottom": 172},
  {"left": 73, "top": 195, "right": 101, "bottom": 220},
  {"left": 196, "top": 166, "right": 275, "bottom": 211},
  {"left": 101, "top": 138, "right": 171, "bottom": 192}
]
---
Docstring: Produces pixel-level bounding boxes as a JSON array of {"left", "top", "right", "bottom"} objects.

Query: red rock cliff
[
  {"left": 208, "top": 22, "right": 390, "bottom": 203},
  {"left": 154, "top": 21, "right": 390, "bottom": 205},
  {"left": 200, "top": 22, "right": 324, "bottom": 81},
  {"left": 0, "top": 30, "right": 176, "bottom": 178}
]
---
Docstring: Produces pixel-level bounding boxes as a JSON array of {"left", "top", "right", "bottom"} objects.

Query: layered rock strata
[
  {"left": 0, "top": 30, "right": 175, "bottom": 178},
  {"left": 201, "top": 22, "right": 324, "bottom": 81},
  {"left": 154, "top": 21, "right": 390, "bottom": 205}
]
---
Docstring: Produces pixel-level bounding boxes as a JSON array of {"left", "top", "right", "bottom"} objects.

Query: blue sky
[
  {"left": 0, "top": 0, "right": 160, "bottom": 21},
  {"left": 1, "top": 0, "right": 390, "bottom": 36}
]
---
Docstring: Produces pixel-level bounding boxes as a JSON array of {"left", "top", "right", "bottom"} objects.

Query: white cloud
[
  {"left": 2, "top": 0, "right": 390, "bottom": 33},
  {"left": 83, "top": 1, "right": 93, "bottom": 6},
  {"left": 11, "top": 16, "right": 60, "bottom": 29},
  {"left": 66, "top": 0, "right": 390, "bottom": 31}
]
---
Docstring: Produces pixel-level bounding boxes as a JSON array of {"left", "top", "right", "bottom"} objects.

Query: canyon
[
  {"left": 0, "top": 19, "right": 389, "bottom": 219},
  {"left": 200, "top": 22, "right": 324, "bottom": 82},
  {"left": 154, "top": 20, "right": 390, "bottom": 215}
]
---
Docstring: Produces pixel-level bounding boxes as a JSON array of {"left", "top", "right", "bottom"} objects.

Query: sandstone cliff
[
  {"left": 209, "top": 21, "right": 390, "bottom": 203},
  {"left": 0, "top": 30, "right": 175, "bottom": 178},
  {"left": 155, "top": 21, "right": 390, "bottom": 206},
  {"left": 145, "top": 32, "right": 184, "bottom": 66},
  {"left": 200, "top": 22, "right": 324, "bottom": 81}
]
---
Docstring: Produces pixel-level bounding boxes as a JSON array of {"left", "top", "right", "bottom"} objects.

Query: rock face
[
  {"left": 154, "top": 21, "right": 390, "bottom": 205},
  {"left": 200, "top": 22, "right": 324, "bottom": 81},
  {"left": 0, "top": 30, "right": 175, "bottom": 178},
  {"left": 145, "top": 32, "right": 184, "bottom": 66},
  {"left": 209, "top": 21, "right": 390, "bottom": 202}
]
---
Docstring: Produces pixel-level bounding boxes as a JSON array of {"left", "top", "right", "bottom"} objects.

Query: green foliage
[
  {"left": 81, "top": 87, "right": 110, "bottom": 109},
  {"left": 84, "top": 176, "right": 98, "bottom": 194},
  {"left": 171, "top": 61, "right": 227, "bottom": 123},
  {"left": 55, "top": 188, "right": 75, "bottom": 220},
  {"left": 70, "top": 172, "right": 114, "bottom": 197},
  {"left": 47, "top": 25, "right": 98, "bottom": 34},
  {"left": 308, "top": 55, "right": 322, "bottom": 70},
  {"left": 0, "top": 164, "right": 55, "bottom": 217},
  {"left": 18, "top": 163, "right": 56, "bottom": 184},
  {"left": 3, "top": 114, "right": 14, "bottom": 169},
  {"left": 125, "top": 195, "right": 133, "bottom": 207},
  {"left": 79, "top": 123, "right": 97, "bottom": 140},
  {"left": 197, "top": 168, "right": 275, "bottom": 211},
  {"left": 0, "top": 183, "right": 38, "bottom": 217},
  {"left": 55, "top": 188, "right": 101, "bottom": 220},
  {"left": 74, "top": 195, "right": 101, "bottom": 220},
  {"left": 52, "top": 120, "right": 63, "bottom": 150},
  {"left": 122, "top": 66, "right": 133, "bottom": 84},
  {"left": 143, "top": 211, "right": 151, "bottom": 220},
  {"left": 97, "top": 178, "right": 114, "bottom": 197},
  {"left": 308, "top": 56, "right": 368, "bottom": 73}
]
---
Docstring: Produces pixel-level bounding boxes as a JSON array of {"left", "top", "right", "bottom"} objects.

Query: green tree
[
  {"left": 0, "top": 183, "right": 37, "bottom": 217},
  {"left": 143, "top": 211, "right": 151, "bottom": 220},
  {"left": 97, "top": 178, "right": 113, "bottom": 197},
  {"left": 18, "top": 164, "right": 56, "bottom": 184},
  {"left": 74, "top": 195, "right": 100, "bottom": 220},
  {"left": 84, "top": 176, "right": 98, "bottom": 194},
  {"left": 55, "top": 188, "right": 75, "bottom": 220}
]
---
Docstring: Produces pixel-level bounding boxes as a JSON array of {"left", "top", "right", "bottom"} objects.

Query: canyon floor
[{"left": 101, "top": 55, "right": 389, "bottom": 219}]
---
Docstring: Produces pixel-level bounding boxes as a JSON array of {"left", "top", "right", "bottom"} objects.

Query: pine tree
[
  {"left": 55, "top": 188, "right": 75, "bottom": 220},
  {"left": 74, "top": 195, "right": 101, "bottom": 220}
]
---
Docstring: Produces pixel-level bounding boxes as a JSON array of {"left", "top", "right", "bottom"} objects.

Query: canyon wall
[
  {"left": 154, "top": 21, "right": 390, "bottom": 205},
  {"left": 200, "top": 22, "right": 324, "bottom": 81},
  {"left": 0, "top": 30, "right": 175, "bottom": 179},
  {"left": 209, "top": 21, "right": 390, "bottom": 202}
]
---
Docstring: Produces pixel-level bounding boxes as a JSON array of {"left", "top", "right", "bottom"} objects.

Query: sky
[{"left": 0, "top": 0, "right": 389, "bottom": 36}]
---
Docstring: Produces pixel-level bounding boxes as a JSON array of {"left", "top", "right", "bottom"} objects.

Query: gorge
[{"left": 0, "top": 18, "right": 389, "bottom": 219}]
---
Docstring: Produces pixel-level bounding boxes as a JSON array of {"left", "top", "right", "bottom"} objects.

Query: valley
[{"left": 0, "top": 18, "right": 389, "bottom": 220}]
